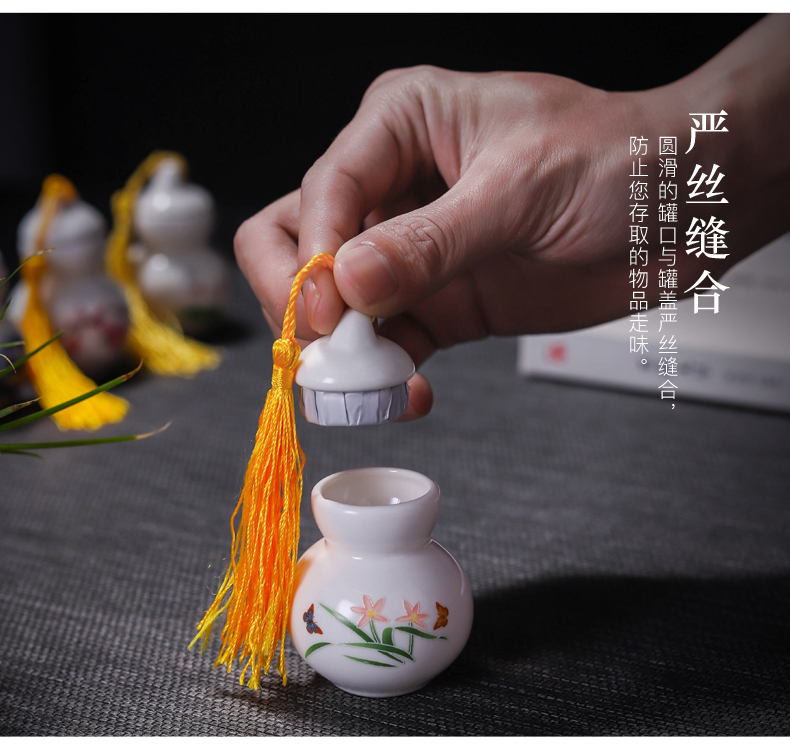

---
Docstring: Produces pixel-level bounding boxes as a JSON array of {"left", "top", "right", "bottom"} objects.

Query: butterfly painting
[
  {"left": 434, "top": 602, "right": 449, "bottom": 630},
  {"left": 304, "top": 604, "right": 323, "bottom": 635}
]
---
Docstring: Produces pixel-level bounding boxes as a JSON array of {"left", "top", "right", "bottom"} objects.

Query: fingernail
[
  {"left": 335, "top": 242, "right": 398, "bottom": 305},
  {"left": 303, "top": 278, "right": 321, "bottom": 329}
]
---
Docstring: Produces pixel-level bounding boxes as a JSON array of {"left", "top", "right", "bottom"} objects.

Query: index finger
[{"left": 297, "top": 88, "right": 430, "bottom": 331}]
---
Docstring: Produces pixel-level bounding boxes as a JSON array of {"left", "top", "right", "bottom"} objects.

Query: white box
[{"left": 518, "top": 234, "right": 790, "bottom": 412}]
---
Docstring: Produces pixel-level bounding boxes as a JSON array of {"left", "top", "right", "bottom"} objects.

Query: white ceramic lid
[
  {"left": 17, "top": 200, "right": 106, "bottom": 260},
  {"left": 295, "top": 309, "right": 415, "bottom": 392},
  {"left": 134, "top": 158, "right": 214, "bottom": 230}
]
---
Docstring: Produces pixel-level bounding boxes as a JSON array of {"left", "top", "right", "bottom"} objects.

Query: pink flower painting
[
  {"left": 396, "top": 600, "right": 429, "bottom": 629},
  {"left": 305, "top": 598, "right": 449, "bottom": 667},
  {"left": 350, "top": 595, "right": 388, "bottom": 629}
]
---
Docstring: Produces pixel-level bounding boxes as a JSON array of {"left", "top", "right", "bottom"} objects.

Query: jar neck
[
  {"left": 47, "top": 258, "right": 103, "bottom": 280},
  {"left": 311, "top": 468, "right": 442, "bottom": 554},
  {"left": 323, "top": 534, "right": 433, "bottom": 556}
]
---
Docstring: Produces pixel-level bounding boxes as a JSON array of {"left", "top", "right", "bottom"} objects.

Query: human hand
[
  {"left": 235, "top": 17, "right": 790, "bottom": 419},
  {"left": 236, "top": 67, "right": 671, "bottom": 418}
]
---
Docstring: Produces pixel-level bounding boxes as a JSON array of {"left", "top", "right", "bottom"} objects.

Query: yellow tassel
[
  {"left": 20, "top": 175, "right": 129, "bottom": 431},
  {"left": 106, "top": 151, "right": 221, "bottom": 377},
  {"left": 190, "top": 252, "right": 335, "bottom": 688}
]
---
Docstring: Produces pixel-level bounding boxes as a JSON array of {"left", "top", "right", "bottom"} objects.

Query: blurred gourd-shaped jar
[
  {"left": 0, "top": 254, "right": 15, "bottom": 352},
  {"left": 0, "top": 254, "right": 27, "bottom": 407},
  {"left": 132, "top": 159, "right": 232, "bottom": 337},
  {"left": 13, "top": 194, "right": 130, "bottom": 378}
]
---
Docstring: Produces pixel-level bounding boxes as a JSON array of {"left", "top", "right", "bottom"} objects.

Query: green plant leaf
[
  {"left": 319, "top": 604, "right": 373, "bottom": 643},
  {"left": 343, "top": 655, "right": 396, "bottom": 668},
  {"left": 0, "top": 361, "right": 142, "bottom": 434},
  {"left": 0, "top": 299, "right": 11, "bottom": 324},
  {"left": 344, "top": 642, "right": 412, "bottom": 661},
  {"left": 0, "top": 422, "right": 169, "bottom": 455},
  {"left": 0, "top": 331, "right": 63, "bottom": 379},
  {"left": 304, "top": 641, "right": 332, "bottom": 658},
  {"left": 382, "top": 627, "right": 394, "bottom": 646},
  {"left": 0, "top": 340, "right": 24, "bottom": 349},
  {"left": 392, "top": 626, "right": 447, "bottom": 640},
  {"left": 0, "top": 249, "right": 52, "bottom": 294},
  {"left": 0, "top": 398, "right": 39, "bottom": 420},
  {"left": 0, "top": 448, "right": 42, "bottom": 458}
]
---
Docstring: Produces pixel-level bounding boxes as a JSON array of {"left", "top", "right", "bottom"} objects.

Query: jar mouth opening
[{"left": 315, "top": 467, "right": 437, "bottom": 508}]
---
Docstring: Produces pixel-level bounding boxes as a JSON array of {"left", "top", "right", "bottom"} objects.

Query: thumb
[{"left": 333, "top": 174, "right": 507, "bottom": 318}]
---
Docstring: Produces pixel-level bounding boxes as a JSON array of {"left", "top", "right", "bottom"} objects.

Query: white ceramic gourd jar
[
  {"left": 289, "top": 467, "right": 473, "bottom": 697},
  {"left": 0, "top": 255, "right": 28, "bottom": 406},
  {"left": 133, "top": 159, "right": 231, "bottom": 336},
  {"left": 0, "top": 255, "right": 13, "bottom": 348},
  {"left": 13, "top": 197, "right": 130, "bottom": 378}
]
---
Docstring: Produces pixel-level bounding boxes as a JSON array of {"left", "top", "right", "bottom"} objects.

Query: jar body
[
  {"left": 47, "top": 276, "right": 129, "bottom": 377},
  {"left": 136, "top": 245, "right": 231, "bottom": 336},
  {"left": 7, "top": 275, "right": 129, "bottom": 378},
  {"left": 288, "top": 468, "right": 473, "bottom": 698}
]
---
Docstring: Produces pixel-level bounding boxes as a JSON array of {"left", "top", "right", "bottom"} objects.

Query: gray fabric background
[{"left": 1, "top": 273, "right": 789, "bottom": 736}]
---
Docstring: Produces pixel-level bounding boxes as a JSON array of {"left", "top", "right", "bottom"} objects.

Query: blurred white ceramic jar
[
  {"left": 0, "top": 254, "right": 11, "bottom": 335},
  {"left": 0, "top": 255, "right": 18, "bottom": 351},
  {"left": 0, "top": 254, "right": 28, "bottom": 406},
  {"left": 131, "top": 159, "right": 232, "bottom": 337},
  {"left": 12, "top": 196, "right": 130, "bottom": 378}
]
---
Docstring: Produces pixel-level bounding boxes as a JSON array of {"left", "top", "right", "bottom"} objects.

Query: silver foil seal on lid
[
  {"left": 299, "top": 382, "right": 409, "bottom": 426},
  {"left": 295, "top": 309, "right": 415, "bottom": 427}
]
